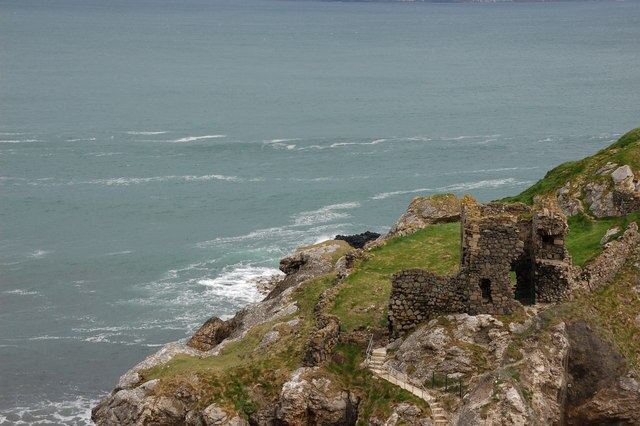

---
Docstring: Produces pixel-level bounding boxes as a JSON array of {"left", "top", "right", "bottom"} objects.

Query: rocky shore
[{"left": 93, "top": 130, "right": 640, "bottom": 426}]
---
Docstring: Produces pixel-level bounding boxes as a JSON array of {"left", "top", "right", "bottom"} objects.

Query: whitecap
[
  {"left": 439, "top": 178, "right": 530, "bottom": 192},
  {"left": 0, "top": 139, "right": 40, "bottom": 144},
  {"left": 66, "top": 137, "right": 97, "bottom": 142},
  {"left": 0, "top": 396, "right": 98, "bottom": 426},
  {"left": 104, "top": 250, "right": 133, "bottom": 256},
  {"left": 329, "top": 138, "right": 387, "bottom": 148},
  {"left": 441, "top": 134, "right": 501, "bottom": 141},
  {"left": 292, "top": 202, "right": 361, "bottom": 226},
  {"left": 198, "top": 265, "right": 283, "bottom": 304},
  {"left": 4, "top": 289, "right": 40, "bottom": 296},
  {"left": 371, "top": 187, "right": 432, "bottom": 200},
  {"left": 30, "top": 249, "right": 51, "bottom": 259},
  {"left": 371, "top": 178, "right": 531, "bottom": 200},
  {"left": 268, "top": 138, "right": 300, "bottom": 143},
  {"left": 172, "top": 134, "right": 226, "bottom": 143},
  {"left": 126, "top": 131, "right": 167, "bottom": 135},
  {"left": 84, "top": 151, "right": 123, "bottom": 157},
  {"left": 81, "top": 174, "right": 244, "bottom": 186}
]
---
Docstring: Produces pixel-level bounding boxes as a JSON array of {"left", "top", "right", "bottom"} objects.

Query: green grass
[
  {"left": 502, "top": 128, "right": 640, "bottom": 205},
  {"left": 566, "top": 211, "right": 640, "bottom": 266},
  {"left": 325, "top": 344, "right": 429, "bottom": 424},
  {"left": 331, "top": 223, "right": 461, "bottom": 331},
  {"left": 139, "top": 274, "right": 337, "bottom": 414},
  {"left": 530, "top": 253, "right": 640, "bottom": 373}
]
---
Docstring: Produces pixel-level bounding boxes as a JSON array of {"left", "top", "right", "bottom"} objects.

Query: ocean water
[{"left": 1, "top": 0, "right": 640, "bottom": 423}]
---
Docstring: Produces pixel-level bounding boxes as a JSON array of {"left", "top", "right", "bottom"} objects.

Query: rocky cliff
[{"left": 93, "top": 129, "right": 640, "bottom": 426}]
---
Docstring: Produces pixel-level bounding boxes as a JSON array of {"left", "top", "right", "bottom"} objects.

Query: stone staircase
[{"left": 367, "top": 347, "right": 448, "bottom": 426}]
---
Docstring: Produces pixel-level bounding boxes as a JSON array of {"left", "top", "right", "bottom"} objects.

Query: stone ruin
[{"left": 389, "top": 196, "right": 638, "bottom": 335}]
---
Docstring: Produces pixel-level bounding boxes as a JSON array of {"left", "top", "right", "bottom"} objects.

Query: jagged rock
[
  {"left": 269, "top": 240, "right": 350, "bottom": 299},
  {"left": 368, "top": 403, "right": 433, "bottom": 425},
  {"left": 92, "top": 385, "right": 187, "bottom": 426},
  {"left": 565, "top": 320, "right": 640, "bottom": 425},
  {"left": 335, "top": 231, "right": 381, "bottom": 249},
  {"left": 596, "top": 162, "right": 619, "bottom": 175},
  {"left": 612, "top": 165, "right": 635, "bottom": 187},
  {"left": 584, "top": 181, "right": 617, "bottom": 217},
  {"left": 567, "top": 373, "right": 640, "bottom": 425},
  {"left": 600, "top": 226, "right": 621, "bottom": 245},
  {"left": 188, "top": 317, "right": 232, "bottom": 352},
  {"left": 382, "top": 194, "right": 461, "bottom": 240},
  {"left": 391, "top": 314, "right": 511, "bottom": 380},
  {"left": 556, "top": 182, "right": 582, "bottom": 216},
  {"left": 185, "top": 404, "right": 249, "bottom": 426},
  {"left": 452, "top": 322, "right": 569, "bottom": 425},
  {"left": 116, "top": 342, "right": 204, "bottom": 390},
  {"left": 275, "top": 367, "right": 360, "bottom": 426},
  {"left": 258, "top": 330, "right": 280, "bottom": 348},
  {"left": 253, "top": 274, "right": 285, "bottom": 295}
]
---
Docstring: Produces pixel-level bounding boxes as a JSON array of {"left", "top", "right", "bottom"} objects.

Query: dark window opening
[
  {"left": 512, "top": 260, "right": 535, "bottom": 305},
  {"left": 541, "top": 235, "right": 554, "bottom": 244},
  {"left": 479, "top": 278, "right": 492, "bottom": 303}
]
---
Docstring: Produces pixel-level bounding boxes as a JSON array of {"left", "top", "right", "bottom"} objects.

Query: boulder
[
  {"left": 188, "top": 317, "right": 232, "bottom": 352},
  {"left": 335, "top": 231, "right": 380, "bottom": 249},
  {"left": 275, "top": 367, "right": 360, "bottom": 426},
  {"left": 382, "top": 194, "right": 461, "bottom": 240}
]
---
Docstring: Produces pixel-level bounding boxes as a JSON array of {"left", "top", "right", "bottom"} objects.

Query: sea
[{"left": 1, "top": 0, "right": 639, "bottom": 423}]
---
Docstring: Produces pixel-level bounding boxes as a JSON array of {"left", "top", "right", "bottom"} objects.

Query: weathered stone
[{"left": 188, "top": 317, "right": 232, "bottom": 352}]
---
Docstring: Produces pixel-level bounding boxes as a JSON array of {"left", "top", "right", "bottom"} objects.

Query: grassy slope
[
  {"left": 503, "top": 127, "right": 640, "bottom": 205},
  {"left": 139, "top": 129, "right": 640, "bottom": 420},
  {"left": 331, "top": 223, "right": 461, "bottom": 331}
]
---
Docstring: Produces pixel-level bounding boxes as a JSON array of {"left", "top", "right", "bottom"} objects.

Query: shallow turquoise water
[{"left": 1, "top": 0, "right": 639, "bottom": 423}]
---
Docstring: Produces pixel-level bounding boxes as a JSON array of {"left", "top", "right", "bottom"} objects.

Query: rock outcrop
[
  {"left": 275, "top": 367, "right": 360, "bottom": 426},
  {"left": 382, "top": 193, "right": 462, "bottom": 240},
  {"left": 187, "top": 317, "right": 232, "bottom": 352},
  {"left": 335, "top": 231, "right": 381, "bottom": 249},
  {"left": 555, "top": 162, "right": 640, "bottom": 218}
]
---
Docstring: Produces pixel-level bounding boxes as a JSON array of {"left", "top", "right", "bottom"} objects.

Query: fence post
[
  {"left": 431, "top": 372, "right": 435, "bottom": 389},
  {"left": 445, "top": 374, "right": 448, "bottom": 392},
  {"left": 459, "top": 378, "right": 462, "bottom": 398}
]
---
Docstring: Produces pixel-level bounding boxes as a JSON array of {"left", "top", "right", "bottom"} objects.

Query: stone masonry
[{"left": 390, "top": 196, "right": 638, "bottom": 335}]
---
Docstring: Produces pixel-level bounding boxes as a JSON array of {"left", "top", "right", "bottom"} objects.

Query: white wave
[
  {"left": 82, "top": 174, "right": 244, "bottom": 186},
  {"left": 268, "top": 138, "right": 300, "bottom": 143},
  {"left": 196, "top": 226, "right": 306, "bottom": 248},
  {"left": 441, "top": 134, "right": 501, "bottom": 141},
  {"left": 371, "top": 187, "right": 432, "bottom": 200},
  {"left": 0, "top": 396, "right": 97, "bottom": 426},
  {"left": 439, "top": 178, "right": 529, "bottom": 192},
  {"left": 172, "top": 134, "right": 226, "bottom": 143},
  {"left": 329, "top": 138, "right": 387, "bottom": 148},
  {"left": 67, "top": 137, "right": 97, "bottom": 142},
  {"left": 371, "top": 178, "right": 531, "bottom": 200},
  {"left": 0, "top": 139, "right": 39, "bottom": 143},
  {"left": 0, "top": 132, "right": 25, "bottom": 136},
  {"left": 85, "top": 151, "right": 123, "bottom": 157},
  {"left": 312, "top": 234, "right": 336, "bottom": 245},
  {"left": 4, "top": 289, "right": 39, "bottom": 296},
  {"left": 292, "top": 202, "right": 361, "bottom": 226},
  {"left": 267, "top": 141, "right": 298, "bottom": 150},
  {"left": 198, "top": 265, "right": 282, "bottom": 304},
  {"left": 30, "top": 249, "right": 51, "bottom": 259},
  {"left": 447, "top": 166, "right": 540, "bottom": 175},
  {"left": 126, "top": 131, "right": 167, "bottom": 135},
  {"left": 104, "top": 250, "right": 133, "bottom": 256}
]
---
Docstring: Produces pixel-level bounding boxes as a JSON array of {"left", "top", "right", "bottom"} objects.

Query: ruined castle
[{"left": 389, "top": 197, "right": 639, "bottom": 335}]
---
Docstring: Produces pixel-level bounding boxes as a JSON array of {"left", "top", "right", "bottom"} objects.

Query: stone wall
[
  {"left": 389, "top": 269, "right": 461, "bottom": 333},
  {"left": 388, "top": 195, "right": 640, "bottom": 335},
  {"left": 579, "top": 222, "right": 639, "bottom": 292}
]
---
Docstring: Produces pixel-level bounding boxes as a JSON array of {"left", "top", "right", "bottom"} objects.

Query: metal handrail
[{"left": 364, "top": 334, "right": 374, "bottom": 366}]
